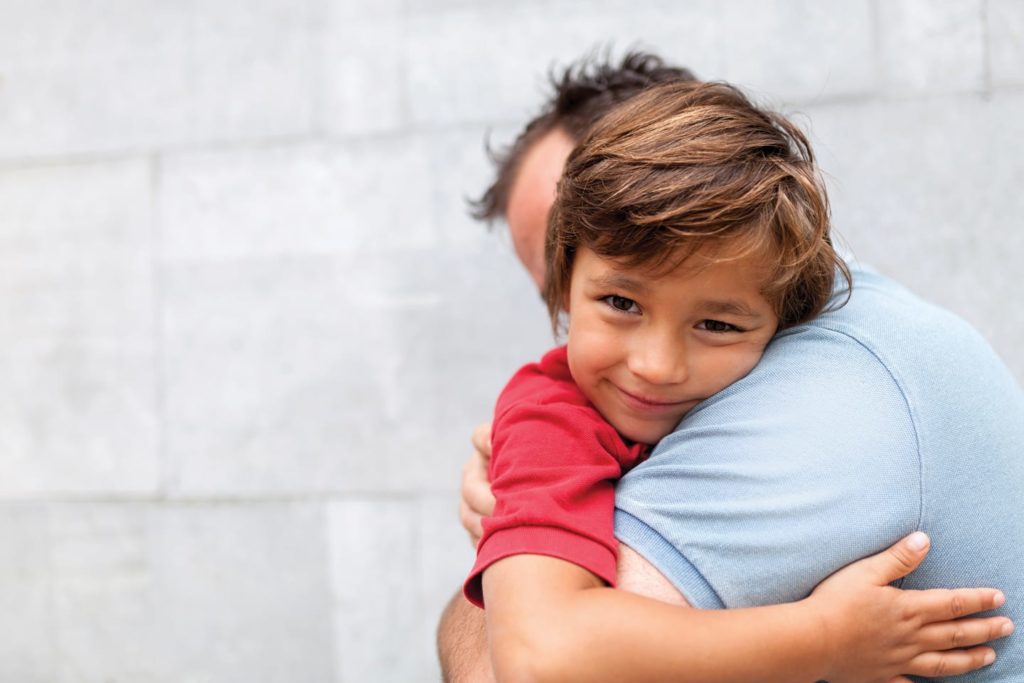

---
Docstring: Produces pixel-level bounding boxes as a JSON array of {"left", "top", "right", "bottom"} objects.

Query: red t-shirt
[{"left": 464, "top": 346, "right": 649, "bottom": 608}]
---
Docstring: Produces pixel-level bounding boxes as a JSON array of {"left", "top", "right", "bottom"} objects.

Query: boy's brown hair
[{"left": 544, "top": 80, "right": 851, "bottom": 330}]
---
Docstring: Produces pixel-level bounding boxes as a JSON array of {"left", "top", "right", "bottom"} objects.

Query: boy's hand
[
  {"left": 459, "top": 421, "right": 495, "bottom": 546},
  {"left": 811, "top": 532, "right": 1012, "bottom": 682}
]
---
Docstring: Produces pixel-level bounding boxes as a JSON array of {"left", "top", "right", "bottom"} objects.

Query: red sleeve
[{"left": 463, "top": 347, "right": 647, "bottom": 608}]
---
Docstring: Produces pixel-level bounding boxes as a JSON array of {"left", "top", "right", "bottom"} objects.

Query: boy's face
[{"left": 566, "top": 244, "right": 780, "bottom": 445}]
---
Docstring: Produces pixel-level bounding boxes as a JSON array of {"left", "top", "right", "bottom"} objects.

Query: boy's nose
[{"left": 627, "top": 340, "right": 689, "bottom": 386}]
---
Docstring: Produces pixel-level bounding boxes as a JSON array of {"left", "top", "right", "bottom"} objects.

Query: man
[
  {"left": 470, "top": 52, "right": 696, "bottom": 291},
  {"left": 439, "top": 52, "right": 1024, "bottom": 681}
]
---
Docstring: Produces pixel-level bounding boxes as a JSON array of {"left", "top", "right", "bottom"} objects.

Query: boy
[{"left": 462, "top": 81, "right": 1011, "bottom": 682}]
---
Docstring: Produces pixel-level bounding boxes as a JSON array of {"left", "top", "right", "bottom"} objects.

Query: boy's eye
[
  {"left": 699, "top": 319, "right": 739, "bottom": 333},
  {"left": 601, "top": 295, "right": 640, "bottom": 314}
]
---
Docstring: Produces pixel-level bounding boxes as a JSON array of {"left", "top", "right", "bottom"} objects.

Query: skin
[
  {"left": 567, "top": 245, "right": 778, "bottom": 445},
  {"left": 474, "top": 246, "right": 1011, "bottom": 682},
  {"left": 440, "top": 128, "right": 699, "bottom": 681},
  {"left": 500, "top": 123, "right": 690, "bottom": 596},
  {"left": 480, "top": 534, "right": 1009, "bottom": 683},
  {"left": 505, "top": 127, "right": 576, "bottom": 289},
  {"left": 437, "top": 120, "right": 1013, "bottom": 681}
]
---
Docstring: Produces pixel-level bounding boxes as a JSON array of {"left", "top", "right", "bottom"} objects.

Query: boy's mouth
[{"left": 614, "top": 385, "right": 696, "bottom": 414}]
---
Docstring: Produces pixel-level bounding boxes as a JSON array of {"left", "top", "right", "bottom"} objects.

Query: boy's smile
[{"left": 566, "top": 245, "right": 780, "bottom": 445}]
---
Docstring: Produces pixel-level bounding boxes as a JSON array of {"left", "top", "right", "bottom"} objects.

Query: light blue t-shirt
[{"left": 615, "top": 264, "right": 1024, "bottom": 680}]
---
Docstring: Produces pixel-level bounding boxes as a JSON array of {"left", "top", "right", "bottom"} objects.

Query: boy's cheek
[
  {"left": 568, "top": 337, "right": 624, "bottom": 386},
  {"left": 711, "top": 346, "right": 770, "bottom": 390}
]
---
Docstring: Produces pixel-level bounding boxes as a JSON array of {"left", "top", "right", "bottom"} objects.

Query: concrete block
[
  {"left": 326, "top": 240, "right": 551, "bottom": 493},
  {"left": 329, "top": 136, "right": 437, "bottom": 252},
  {"left": 326, "top": 495, "right": 479, "bottom": 681},
  {"left": 162, "top": 256, "right": 373, "bottom": 494},
  {"left": 988, "top": 0, "right": 1024, "bottom": 87},
  {"left": 423, "top": 124, "right": 517, "bottom": 249},
  {"left": 407, "top": 2, "right": 723, "bottom": 127},
  {"left": 184, "top": 1, "right": 322, "bottom": 143},
  {"left": 0, "top": 1, "right": 318, "bottom": 160},
  {"left": 328, "top": 0, "right": 404, "bottom": 21},
  {"left": 876, "top": 0, "right": 986, "bottom": 96},
  {"left": 49, "top": 502, "right": 334, "bottom": 683},
  {"left": 328, "top": 499, "right": 421, "bottom": 682},
  {"left": 322, "top": 17, "right": 409, "bottom": 136},
  {"left": 805, "top": 92, "right": 1024, "bottom": 381},
  {"left": 377, "top": 242, "right": 554, "bottom": 492},
  {"left": 0, "top": 160, "right": 159, "bottom": 495},
  {"left": 162, "top": 236, "right": 551, "bottom": 496},
  {"left": 159, "top": 138, "right": 435, "bottom": 263},
  {"left": 160, "top": 144, "right": 342, "bottom": 261},
  {"left": 720, "top": 0, "right": 875, "bottom": 103},
  {"left": 415, "top": 495, "right": 477, "bottom": 679},
  {"left": 0, "top": 504, "right": 56, "bottom": 683}
]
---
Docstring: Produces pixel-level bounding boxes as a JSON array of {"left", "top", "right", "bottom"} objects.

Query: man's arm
[
  {"left": 437, "top": 591, "right": 494, "bottom": 683},
  {"left": 616, "top": 543, "right": 690, "bottom": 606}
]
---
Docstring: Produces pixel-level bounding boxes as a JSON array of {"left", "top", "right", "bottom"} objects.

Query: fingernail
[
  {"left": 1002, "top": 621, "right": 1015, "bottom": 636},
  {"left": 984, "top": 651, "right": 996, "bottom": 665},
  {"left": 994, "top": 591, "right": 1006, "bottom": 608},
  {"left": 906, "top": 531, "right": 929, "bottom": 551}
]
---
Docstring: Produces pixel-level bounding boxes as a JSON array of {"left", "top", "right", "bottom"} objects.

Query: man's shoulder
[
  {"left": 665, "top": 267, "right": 934, "bottom": 461},
  {"left": 664, "top": 261, "right": 1021, "bottom": 470},
  {"left": 765, "top": 265, "right": 1017, "bottom": 409},
  {"left": 780, "top": 265, "right": 957, "bottom": 350}
]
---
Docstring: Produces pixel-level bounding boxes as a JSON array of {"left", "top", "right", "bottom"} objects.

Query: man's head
[
  {"left": 472, "top": 51, "right": 698, "bottom": 288},
  {"left": 545, "top": 79, "right": 850, "bottom": 332}
]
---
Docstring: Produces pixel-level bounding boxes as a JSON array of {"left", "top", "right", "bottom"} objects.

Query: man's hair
[
  {"left": 544, "top": 80, "right": 851, "bottom": 330},
  {"left": 471, "top": 51, "right": 697, "bottom": 223}
]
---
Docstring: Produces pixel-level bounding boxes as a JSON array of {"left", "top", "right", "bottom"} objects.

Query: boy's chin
[{"left": 617, "top": 422, "right": 675, "bottom": 446}]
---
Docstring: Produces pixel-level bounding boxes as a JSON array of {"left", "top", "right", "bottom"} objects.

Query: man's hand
[{"left": 460, "top": 421, "right": 496, "bottom": 546}]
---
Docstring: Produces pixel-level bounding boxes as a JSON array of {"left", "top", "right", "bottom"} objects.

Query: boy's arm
[
  {"left": 438, "top": 543, "right": 690, "bottom": 683},
  {"left": 483, "top": 534, "right": 1009, "bottom": 683},
  {"left": 485, "top": 555, "right": 819, "bottom": 683}
]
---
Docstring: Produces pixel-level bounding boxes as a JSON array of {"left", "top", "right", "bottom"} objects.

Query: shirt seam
[
  {"left": 813, "top": 324, "right": 925, "bottom": 533},
  {"left": 614, "top": 509, "right": 725, "bottom": 609}
]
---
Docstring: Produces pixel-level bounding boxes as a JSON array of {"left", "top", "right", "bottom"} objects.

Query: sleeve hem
[
  {"left": 614, "top": 509, "right": 725, "bottom": 609},
  {"left": 463, "top": 525, "right": 618, "bottom": 608}
]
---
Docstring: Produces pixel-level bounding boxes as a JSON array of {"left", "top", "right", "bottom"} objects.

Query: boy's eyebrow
[
  {"left": 588, "top": 274, "right": 766, "bottom": 319},
  {"left": 699, "top": 299, "right": 762, "bottom": 318},
  {"left": 588, "top": 273, "right": 650, "bottom": 294}
]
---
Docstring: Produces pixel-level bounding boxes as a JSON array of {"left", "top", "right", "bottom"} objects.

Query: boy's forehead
[{"left": 590, "top": 238, "right": 774, "bottom": 282}]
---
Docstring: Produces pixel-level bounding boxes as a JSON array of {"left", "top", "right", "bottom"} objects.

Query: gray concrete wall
[{"left": 0, "top": 1, "right": 1020, "bottom": 680}]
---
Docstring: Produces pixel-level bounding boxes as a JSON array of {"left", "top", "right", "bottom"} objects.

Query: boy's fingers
[
  {"left": 917, "top": 617, "right": 1014, "bottom": 651},
  {"left": 471, "top": 422, "right": 493, "bottom": 460},
  {"left": 913, "top": 588, "right": 1007, "bottom": 623},
  {"left": 906, "top": 647, "right": 996, "bottom": 678},
  {"left": 459, "top": 499, "right": 484, "bottom": 544},
  {"left": 859, "top": 532, "right": 931, "bottom": 585},
  {"left": 459, "top": 442, "right": 496, "bottom": 543},
  {"left": 461, "top": 452, "right": 496, "bottom": 517}
]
